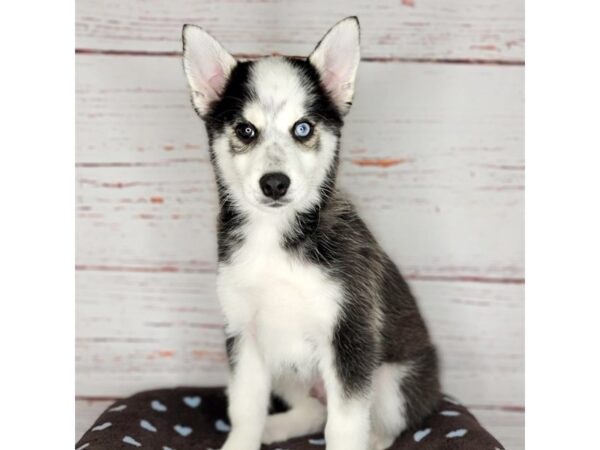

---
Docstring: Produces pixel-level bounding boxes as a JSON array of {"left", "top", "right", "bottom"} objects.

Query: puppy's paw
[
  {"left": 261, "top": 414, "right": 293, "bottom": 444},
  {"left": 221, "top": 431, "right": 261, "bottom": 450},
  {"left": 368, "top": 431, "right": 396, "bottom": 450}
]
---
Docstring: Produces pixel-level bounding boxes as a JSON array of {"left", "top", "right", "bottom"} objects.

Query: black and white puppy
[{"left": 182, "top": 17, "right": 440, "bottom": 450}]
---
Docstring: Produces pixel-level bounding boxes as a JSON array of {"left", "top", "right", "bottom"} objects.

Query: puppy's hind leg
[
  {"left": 369, "top": 348, "right": 441, "bottom": 450},
  {"left": 320, "top": 346, "right": 373, "bottom": 450},
  {"left": 262, "top": 375, "right": 326, "bottom": 445},
  {"left": 369, "top": 363, "right": 411, "bottom": 450}
]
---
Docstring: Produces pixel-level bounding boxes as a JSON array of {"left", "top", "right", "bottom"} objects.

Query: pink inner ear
[
  {"left": 319, "top": 46, "right": 355, "bottom": 100},
  {"left": 322, "top": 69, "right": 340, "bottom": 91},
  {"left": 322, "top": 68, "right": 348, "bottom": 104},
  {"left": 206, "top": 70, "right": 227, "bottom": 97}
]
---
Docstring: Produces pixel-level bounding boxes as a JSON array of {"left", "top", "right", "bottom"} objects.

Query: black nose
[{"left": 259, "top": 172, "right": 290, "bottom": 200}]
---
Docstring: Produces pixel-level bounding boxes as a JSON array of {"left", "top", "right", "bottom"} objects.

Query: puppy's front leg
[
  {"left": 221, "top": 334, "right": 270, "bottom": 450},
  {"left": 320, "top": 347, "right": 373, "bottom": 450}
]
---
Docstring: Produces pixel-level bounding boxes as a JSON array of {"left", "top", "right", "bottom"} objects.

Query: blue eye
[{"left": 293, "top": 121, "right": 312, "bottom": 139}]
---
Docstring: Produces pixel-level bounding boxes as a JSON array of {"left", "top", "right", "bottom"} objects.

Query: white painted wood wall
[{"left": 75, "top": 1, "right": 524, "bottom": 448}]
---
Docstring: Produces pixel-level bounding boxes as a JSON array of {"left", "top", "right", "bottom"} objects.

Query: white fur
[
  {"left": 211, "top": 57, "right": 339, "bottom": 216},
  {"left": 218, "top": 211, "right": 343, "bottom": 377},
  {"left": 369, "top": 364, "right": 411, "bottom": 450},
  {"left": 218, "top": 212, "right": 344, "bottom": 450},
  {"left": 220, "top": 334, "right": 270, "bottom": 450}
]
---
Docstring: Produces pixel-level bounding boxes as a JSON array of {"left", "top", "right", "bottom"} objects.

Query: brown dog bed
[{"left": 76, "top": 387, "right": 504, "bottom": 449}]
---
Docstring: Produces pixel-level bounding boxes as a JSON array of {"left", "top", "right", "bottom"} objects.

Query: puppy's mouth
[{"left": 260, "top": 199, "right": 290, "bottom": 208}]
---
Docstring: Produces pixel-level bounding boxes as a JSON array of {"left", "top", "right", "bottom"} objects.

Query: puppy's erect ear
[
  {"left": 182, "top": 24, "right": 237, "bottom": 116},
  {"left": 309, "top": 17, "right": 361, "bottom": 115}
]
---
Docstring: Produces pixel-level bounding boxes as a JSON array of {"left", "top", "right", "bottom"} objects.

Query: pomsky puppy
[{"left": 182, "top": 17, "right": 440, "bottom": 450}]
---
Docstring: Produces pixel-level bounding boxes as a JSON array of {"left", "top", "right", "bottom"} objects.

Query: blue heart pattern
[
  {"left": 412, "top": 426, "right": 472, "bottom": 443},
  {"left": 140, "top": 419, "right": 157, "bottom": 433},
  {"left": 82, "top": 394, "right": 477, "bottom": 449},
  {"left": 446, "top": 429, "right": 468, "bottom": 438},
  {"left": 122, "top": 435, "right": 142, "bottom": 447},
  {"left": 81, "top": 395, "right": 205, "bottom": 449},
  {"left": 174, "top": 424, "right": 193, "bottom": 437},
  {"left": 215, "top": 419, "right": 231, "bottom": 433},
  {"left": 151, "top": 400, "right": 167, "bottom": 412},
  {"left": 413, "top": 428, "right": 431, "bottom": 442},
  {"left": 91, "top": 422, "right": 112, "bottom": 432},
  {"left": 183, "top": 395, "right": 202, "bottom": 408}
]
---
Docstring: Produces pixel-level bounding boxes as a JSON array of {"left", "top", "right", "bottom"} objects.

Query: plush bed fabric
[{"left": 76, "top": 387, "right": 504, "bottom": 450}]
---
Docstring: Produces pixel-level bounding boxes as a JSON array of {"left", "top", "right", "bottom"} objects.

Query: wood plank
[
  {"left": 76, "top": 271, "right": 523, "bottom": 409},
  {"left": 76, "top": 54, "right": 524, "bottom": 280},
  {"left": 76, "top": 0, "right": 524, "bottom": 62},
  {"left": 75, "top": 399, "right": 523, "bottom": 449}
]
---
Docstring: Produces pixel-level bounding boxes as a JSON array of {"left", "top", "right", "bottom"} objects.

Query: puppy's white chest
[{"left": 217, "top": 221, "right": 341, "bottom": 374}]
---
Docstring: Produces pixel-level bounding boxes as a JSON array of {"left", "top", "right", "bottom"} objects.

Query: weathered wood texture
[
  {"left": 76, "top": 55, "right": 524, "bottom": 281},
  {"left": 76, "top": 0, "right": 524, "bottom": 63}
]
